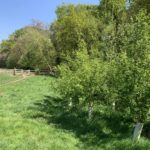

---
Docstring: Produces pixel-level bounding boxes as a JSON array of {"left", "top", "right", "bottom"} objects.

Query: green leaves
[
  {"left": 0, "top": 27, "right": 55, "bottom": 69},
  {"left": 108, "top": 52, "right": 150, "bottom": 122},
  {"left": 121, "top": 10, "right": 150, "bottom": 61},
  {"left": 56, "top": 51, "right": 109, "bottom": 109},
  {"left": 50, "top": 4, "right": 100, "bottom": 63}
]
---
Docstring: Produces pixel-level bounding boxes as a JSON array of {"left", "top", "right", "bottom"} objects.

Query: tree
[
  {"left": 56, "top": 50, "right": 109, "bottom": 121},
  {"left": 107, "top": 52, "right": 150, "bottom": 140},
  {"left": 13, "top": 27, "right": 55, "bottom": 69},
  {"left": 0, "top": 39, "right": 15, "bottom": 67},
  {"left": 121, "top": 10, "right": 150, "bottom": 61},
  {"left": 128, "top": 0, "right": 150, "bottom": 14},
  {"left": 98, "top": 0, "right": 127, "bottom": 58},
  {"left": 50, "top": 4, "right": 100, "bottom": 64},
  {"left": 1, "top": 26, "right": 55, "bottom": 69}
]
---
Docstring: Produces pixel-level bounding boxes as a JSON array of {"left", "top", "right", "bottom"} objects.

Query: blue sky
[{"left": 0, "top": 0, "right": 99, "bottom": 41}]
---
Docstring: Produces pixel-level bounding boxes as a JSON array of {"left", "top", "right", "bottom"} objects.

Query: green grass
[
  {"left": 0, "top": 76, "right": 82, "bottom": 150},
  {"left": 0, "top": 74, "right": 149, "bottom": 150},
  {"left": 0, "top": 73, "right": 21, "bottom": 85}
]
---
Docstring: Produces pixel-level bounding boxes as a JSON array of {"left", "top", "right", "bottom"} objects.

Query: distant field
[{"left": 0, "top": 74, "right": 149, "bottom": 150}]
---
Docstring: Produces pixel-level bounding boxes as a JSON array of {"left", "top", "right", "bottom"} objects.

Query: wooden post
[
  {"left": 21, "top": 69, "right": 23, "bottom": 74},
  {"left": 28, "top": 69, "right": 30, "bottom": 75},
  {"left": 13, "top": 68, "right": 16, "bottom": 76}
]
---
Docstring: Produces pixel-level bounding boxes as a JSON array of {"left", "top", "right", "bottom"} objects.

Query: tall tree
[
  {"left": 128, "top": 0, "right": 150, "bottom": 14},
  {"left": 50, "top": 4, "right": 100, "bottom": 64},
  {"left": 98, "top": 0, "right": 127, "bottom": 57},
  {"left": 0, "top": 25, "right": 55, "bottom": 69}
]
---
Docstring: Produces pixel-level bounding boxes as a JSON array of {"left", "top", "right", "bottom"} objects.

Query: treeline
[
  {"left": 0, "top": 0, "right": 149, "bottom": 70},
  {"left": 0, "top": 22, "right": 55, "bottom": 70},
  {"left": 0, "top": 0, "right": 150, "bottom": 139}
]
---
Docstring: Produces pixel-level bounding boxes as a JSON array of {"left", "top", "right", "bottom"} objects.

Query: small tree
[
  {"left": 56, "top": 50, "right": 109, "bottom": 121},
  {"left": 108, "top": 53, "right": 150, "bottom": 140}
]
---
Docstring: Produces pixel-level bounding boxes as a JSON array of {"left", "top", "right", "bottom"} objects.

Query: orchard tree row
[{"left": 0, "top": 0, "right": 149, "bottom": 140}]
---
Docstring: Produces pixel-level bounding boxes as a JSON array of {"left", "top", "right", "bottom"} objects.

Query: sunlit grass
[
  {"left": 0, "top": 75, "right": 149, "bottom": 150},
  {"left": 0, "top": 76, "right": 82, "bottom": 150},
  {"left": 0, "top": 73, "right": 21, "bottom": 85}
]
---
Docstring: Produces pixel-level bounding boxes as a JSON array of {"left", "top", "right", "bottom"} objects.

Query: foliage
[
  {"left": 0, "top": 0, "right": 150, "bottom": 144},
  {"left": 128, "top": 0, "right": 150, "bottom": 14},
  {"left": 54, "top": 4, "right": 150, "bottom": 140},
  {"left": 120, "top": 10, "right": 150, "bottom": 60},
  {"left": 107, "top": 53, "right": 150, "bottom": 122},
  {"left": 0, "top": 26, "right": 55, "bottom": 69},
  {"left": 50, "top": 4, "right": 100, "bottom": 63},
  {"left": 55, "top": 50, "right": 109, "bottom": 111}
]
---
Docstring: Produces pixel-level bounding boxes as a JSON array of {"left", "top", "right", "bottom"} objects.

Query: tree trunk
[
  {"left": 13, "top": 68, "right": 16, "bottom": 76},
  {"left": 112, "top": 101, "right": 115, "bottom": 111},
  {"left": 88, "top": 101, "right": 93, "bottom": 121},
  {"left": 68, "top": 101, "right": 72, "bottom": 107},
  {"left": 133, "top": 123, "right": 144, "bottom": 141}
]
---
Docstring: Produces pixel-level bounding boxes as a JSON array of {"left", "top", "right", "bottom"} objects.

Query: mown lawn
[{"left": 0, "top": 74, "right": 149, "bottom": 150}]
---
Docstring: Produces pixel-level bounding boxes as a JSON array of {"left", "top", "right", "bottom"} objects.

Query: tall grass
[{"left": 0, "top": 75, "right": 149, "bottom": 150}]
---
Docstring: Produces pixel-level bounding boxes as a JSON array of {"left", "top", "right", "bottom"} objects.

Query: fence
[
  {"left": 13, "top": 69, "right": 33, "bottom": 76},
  {"left": 13, "top": 68, "right": 55, "bottom": 76},
  {"left": 0, "top": 68, "right": 55, "bottom": 76}
]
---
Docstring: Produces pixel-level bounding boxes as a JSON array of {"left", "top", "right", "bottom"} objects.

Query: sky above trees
[{"left": 0, "top": 0, "right": 99, "bottom": 41}]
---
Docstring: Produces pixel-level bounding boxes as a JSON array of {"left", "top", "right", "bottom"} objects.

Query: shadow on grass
[{"left": 30, "top": 95, "right": 132, "bottom": 149}]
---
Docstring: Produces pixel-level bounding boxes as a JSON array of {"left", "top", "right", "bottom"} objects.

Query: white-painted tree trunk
[
  {"left": 69, "top": 101, "right": 72, "bottom": 107},
  {"left": 68, "top": 98, "right": 73, "bottom": 107},
  {"left": 133, "top": 123, "right": 144, "bottom": 141},
  {"left": 88, "top": 101, "right": 93, "bottom": 121},
  {"left": 112, "top": 101, "right": 115, "bottom": 111}
]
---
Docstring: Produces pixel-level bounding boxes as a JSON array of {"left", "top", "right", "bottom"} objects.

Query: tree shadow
[{"left": 29, "top": 95, "right": 132, "bottom": 148}]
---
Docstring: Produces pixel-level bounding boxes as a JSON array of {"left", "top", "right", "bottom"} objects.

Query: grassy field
[
  {"left": 0, "top": 73, "right": 22, "bottom": 85},
  {"left": 0, "top": 73, "right": 149, "bottom": 150}
]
